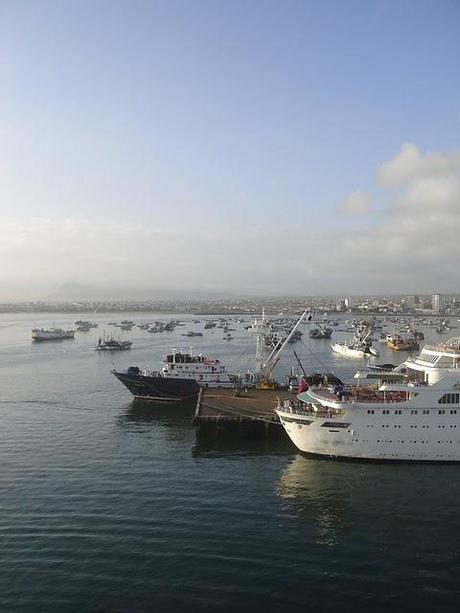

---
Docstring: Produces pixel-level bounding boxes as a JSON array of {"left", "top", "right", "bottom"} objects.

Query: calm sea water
[{"left": 0, "top": 313, "right": 458, "bottom": 612}]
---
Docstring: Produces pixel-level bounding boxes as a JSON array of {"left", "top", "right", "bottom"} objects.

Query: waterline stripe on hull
[
  {"left": 133, "top": 394, "right": 193, "bottom": 402},
  {"left": 297, "top": 450, "right": 460, "bottom": 464}
]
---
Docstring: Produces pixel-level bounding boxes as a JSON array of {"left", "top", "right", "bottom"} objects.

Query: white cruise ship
[{"left": 276, "top": 338, "right": 460, "bottom": 462}]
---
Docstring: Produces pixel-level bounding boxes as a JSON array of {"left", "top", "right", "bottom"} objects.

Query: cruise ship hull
[
  {"left": 277, "top": 336, "right": 460, "bottom": 462},
  {"left": 276, "top": 408, "right": 460, "bottom": 462},
  {"left": 113, "top": 371, "right": 200, "bottom": 401}
]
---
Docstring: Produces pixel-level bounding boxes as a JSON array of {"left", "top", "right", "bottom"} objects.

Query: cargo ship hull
[{"left": 112, "top": 370, "right": 200, "bottom": 401}]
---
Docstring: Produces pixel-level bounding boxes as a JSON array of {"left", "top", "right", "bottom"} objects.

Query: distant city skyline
[{"left": 1, "top": 1, "right": 459, "bottom": 300}]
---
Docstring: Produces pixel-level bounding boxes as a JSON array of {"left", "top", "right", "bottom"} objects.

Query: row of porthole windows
[
  {"left": 379, "top": 453, "right": 429, "bottom": 457},
  {"left": 368, "top": 409, "right": 401, "bottom": 414},
  {"left": 367, "top": 409, "right": 458, "bottom": 415},
  {"left": 371, "top": 425, "right": 458, "bottom": 431},
  {"left": 375, "top": 440, "right": 424, "bottom": 444},
  {"left": 386, "top": 454, "right": 459, "bottom": 458},
  {"left": 366, "top": 424, "right": 457, "bottom": 429},
  {"left": 374, "top": 439, "right": 456, "bottom": 444}
]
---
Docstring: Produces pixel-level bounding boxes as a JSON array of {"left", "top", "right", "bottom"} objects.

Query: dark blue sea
[{"left": 0, "top": 313, "right": 458, "bottom": 612}]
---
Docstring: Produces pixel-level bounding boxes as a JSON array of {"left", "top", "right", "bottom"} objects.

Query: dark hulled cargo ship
[
  {"left": 113, "top": 310, "right": 311, "bottom": 402},
  {"left": 112, "top": 348, "right": 241, "bottom": 401},
  {"left": 112, "top": 367, "right": 200, "bottom": 401}
]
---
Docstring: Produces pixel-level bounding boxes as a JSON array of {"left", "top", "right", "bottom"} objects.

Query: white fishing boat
[
  {"left": 331, "top": 323, "right": 378, "bottom": 358},
  {"left": 276, "top": 337, "right": 460, "bottom": 462},
  {"left": 31, "top": 327, "right": 75, "bottom": 341}
]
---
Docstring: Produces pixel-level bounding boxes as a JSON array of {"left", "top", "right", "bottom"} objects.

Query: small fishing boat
[
  {"left": 96, "top": 334, "right": 132, "bottom": 351},
  {"left": 309, "top": 324, "right": 333, "bottom": 339}
]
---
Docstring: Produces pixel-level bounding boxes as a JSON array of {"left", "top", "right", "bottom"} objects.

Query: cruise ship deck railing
[{"left": 308, "top": 385, "right": 416, "bottom": 405}]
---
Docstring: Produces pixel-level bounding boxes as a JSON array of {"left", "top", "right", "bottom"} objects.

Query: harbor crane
[{"left": 256, "top": 308, "right": 311, "bottom": 389}]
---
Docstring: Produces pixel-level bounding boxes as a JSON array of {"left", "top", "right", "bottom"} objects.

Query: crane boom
[{"left": 261, "top": 308, "right": 310, "bottom": 380}]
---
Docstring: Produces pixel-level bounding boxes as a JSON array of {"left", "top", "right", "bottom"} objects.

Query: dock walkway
[{"left": 193, "top": 387, "right": 292, "bottom": 439}]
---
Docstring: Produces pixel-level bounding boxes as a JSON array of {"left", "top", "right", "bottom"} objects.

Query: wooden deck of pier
[{"left": 193, "top": 387, "right": 293, "bottom": 439}]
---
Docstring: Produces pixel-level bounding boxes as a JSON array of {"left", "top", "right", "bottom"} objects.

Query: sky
[{"left": 0, "top": 0, "right": 459, "bottom": 299}]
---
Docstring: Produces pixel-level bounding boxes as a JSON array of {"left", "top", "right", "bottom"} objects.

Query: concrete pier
[{"left": 192, "top": 387, "right": 292, "bottom": 440}]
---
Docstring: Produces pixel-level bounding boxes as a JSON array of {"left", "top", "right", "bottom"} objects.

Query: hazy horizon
[
  {"left": 1, "top": 1, "right": 459, "bottom": 300},
  {"left": 0, "top": 282, "right": 456, "bottom": 305}
]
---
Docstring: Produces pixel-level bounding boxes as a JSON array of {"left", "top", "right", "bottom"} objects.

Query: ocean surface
[{"left": 0, "top": 313, "right": 459, "bottom": 612}]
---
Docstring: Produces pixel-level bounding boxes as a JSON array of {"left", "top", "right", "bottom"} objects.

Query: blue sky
[{"left": 0, "top": 0, "right": 459, "bottom": 297}]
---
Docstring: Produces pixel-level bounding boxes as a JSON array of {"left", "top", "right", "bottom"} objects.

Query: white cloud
[
  {"left": 341, "top": 190, "right": 371, "bottom": 215},
  {"left": 378, "top": 142, "right": 460, "bottom": 187},
  {"left": 1, "top": 143, "right": 460, "bottom": 299},
  {"left": 400, "top": 175, "right": 460, "bottom": 213}
]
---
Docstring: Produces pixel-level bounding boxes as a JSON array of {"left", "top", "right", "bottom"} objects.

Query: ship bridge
[{"left": 403, "top": 338, "right": 460, "bottom": 384}]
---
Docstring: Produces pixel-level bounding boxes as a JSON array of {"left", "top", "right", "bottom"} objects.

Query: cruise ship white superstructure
[{"left": 276, "top": 338, "right": 460, "bottom": 462}]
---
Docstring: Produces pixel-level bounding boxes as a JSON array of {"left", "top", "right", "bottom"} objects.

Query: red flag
[{"left": 297, "top": 378, "right": 309, "bottom": 393}]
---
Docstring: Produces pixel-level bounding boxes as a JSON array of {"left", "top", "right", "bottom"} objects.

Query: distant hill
[{"left": 47, "top": 283, "right": 233, "bottom": 302}]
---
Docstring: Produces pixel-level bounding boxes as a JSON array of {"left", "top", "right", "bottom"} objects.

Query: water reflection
[
  {"left": 276, "top": 455, "right": 356, "bottom": 545},
  {"left": 193, "top": 436, "right": 293, "bottom": 457},
  {"left": 116, "top": 400, "right": 197, "bottom": 448},
  {"left": 118, "top": 399, "right": 196, "bottom": 425},
  {"left": 276, "top": 455, "right": 460, "bottom": 549}
]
